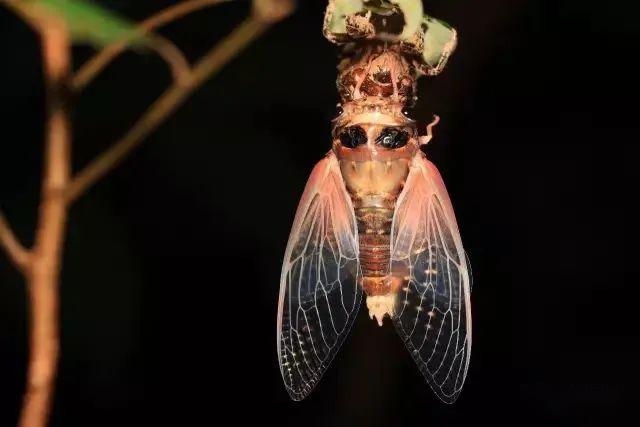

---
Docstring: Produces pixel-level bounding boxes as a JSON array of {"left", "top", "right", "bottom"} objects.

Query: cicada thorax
[{"left": 331, "top": 45, "right": 423, "bottom": 325}]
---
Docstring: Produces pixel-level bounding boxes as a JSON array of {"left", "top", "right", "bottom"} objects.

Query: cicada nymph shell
[{"left": 278, "top": 7, "right": 471, "bottom": 403}]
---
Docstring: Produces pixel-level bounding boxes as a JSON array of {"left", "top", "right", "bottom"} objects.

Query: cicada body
[{"left": 277, "top": 26, "right": 471, "bottom": 403}]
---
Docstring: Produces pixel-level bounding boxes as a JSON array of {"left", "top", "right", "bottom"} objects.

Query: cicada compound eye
[
  {"left": 338, "top": 126, "right": 368, "bottom": 149},
  {"left": 375, "top": 127, "right": 410, "bottom": 149}
]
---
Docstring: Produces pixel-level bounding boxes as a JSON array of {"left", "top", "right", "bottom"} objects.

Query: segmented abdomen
[{"left": 356, "top": 207, "right": 394, "bottom": 295}]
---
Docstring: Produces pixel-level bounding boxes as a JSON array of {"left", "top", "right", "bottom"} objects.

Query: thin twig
[
  {"left": 73, "top": 0, "right": 231, "bottom": 90},
  {"left": 142, "top": 33, "right": 193, "bottom": 86},
  {"left": 18, "top": 17, "right": 71, "bottom": 427},
  {"left": 65, "top": 16, "right": 271, "bottom": 203},
  {"left": 0, "top": 211, "right": 31, "bottom": 272}
]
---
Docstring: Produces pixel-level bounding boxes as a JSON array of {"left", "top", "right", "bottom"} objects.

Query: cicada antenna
[{"left": 419, "top": 114, "right": 440, "bottom": 146}]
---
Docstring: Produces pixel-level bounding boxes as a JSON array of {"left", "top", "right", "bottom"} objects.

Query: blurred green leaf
[
  {"left": 25, "top": 0, "right": 146, "bottom": 47},
  {"left": 325, "top": 0, "right": 422, "bottom": 42},
  {"left": 390, "top": 0, "right": 423, "bottom": 39}
]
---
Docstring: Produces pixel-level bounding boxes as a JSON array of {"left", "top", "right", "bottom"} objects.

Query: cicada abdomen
[{"left": 278, "top": 3, "right": 471, "bottom": 404}]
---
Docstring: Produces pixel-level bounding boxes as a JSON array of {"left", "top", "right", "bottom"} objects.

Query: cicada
[{"left": 277, "top": 9, "right": 471, "bottom": 403}]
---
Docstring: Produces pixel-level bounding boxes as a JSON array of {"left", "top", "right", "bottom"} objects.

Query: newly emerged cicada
[{"left": 277, "top": 4, "right": 471, "bottom": 403}]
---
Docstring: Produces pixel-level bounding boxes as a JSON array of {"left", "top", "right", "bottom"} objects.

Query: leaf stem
[
  {"left": 0, "top": 211, "right": 31, "bottom": 272},
  {"left": 72, "top": 0, "right": 232, "bottom": 90},
  {"left": 142, "top": 33, "right": 193, "bottom": 86}
]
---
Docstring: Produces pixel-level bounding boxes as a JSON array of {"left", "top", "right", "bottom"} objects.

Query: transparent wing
[
  {"left": 277, "top": 152, "right": 362, "bottom": 401},
  {"left": 390, "top": 153, "right": 472, "bottom": 403}
]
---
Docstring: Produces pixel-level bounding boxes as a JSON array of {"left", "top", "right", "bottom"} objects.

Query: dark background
[{"left": 1, "top": 0, "right": 639, "bottom": 426}]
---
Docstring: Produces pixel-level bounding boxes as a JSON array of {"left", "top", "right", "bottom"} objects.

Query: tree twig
[
  {"left": 18, "top": 16, "right": 72, "bottom": 427},
  {"left": 72, "top": 0, "right": 232, "bottom": 90},
  {"left": 0, "top": 211, "right": 31, "bottom": 272},
  {"left": 65, "top": 15, "right": 272, "bottom": 203},
  {"left": 142, "top": 33, "right": 193, "bottom": 86}
]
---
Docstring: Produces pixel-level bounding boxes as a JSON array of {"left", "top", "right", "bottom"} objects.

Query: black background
[{"left": 1, "top": 0, "right": 639, "bottom": 426}]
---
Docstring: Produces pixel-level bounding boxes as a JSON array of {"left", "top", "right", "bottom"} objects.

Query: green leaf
[
  {"left": 325, "top": 0, "right": 364, "bottom": 35},
  {"left": 324, "top": 0, "right": 422, "bottom": 42},
  {"left": 389, "top": 0, "right": 423, "bottom": 39},
  {"left": 421, "top": 15, "right": 457, "bottom": 74},
  {"left": 25, "top": 0, "right": 146, "bottom": 47}
]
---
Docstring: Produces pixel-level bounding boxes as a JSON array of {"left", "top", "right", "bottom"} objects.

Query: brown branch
[
  {"left": 65, "top": 15, "right": 275, "bottom": 203},
  {"left": 0, "top": 211, "right": 31, "bottom": 272},
  {"left": 72, "top": 0, "right": 232, "bottom": 91},
  {"left": 18, "top": 18, "right": 72, "bottom": 427}
]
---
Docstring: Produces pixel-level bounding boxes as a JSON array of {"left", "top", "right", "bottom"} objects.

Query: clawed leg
[{"left": 418, "top": 114, "right": 440, "bottom": 146}]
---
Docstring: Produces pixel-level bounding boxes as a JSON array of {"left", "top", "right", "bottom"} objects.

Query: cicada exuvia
[{"left": 277, "top": 23, "right": 471, "bottom": 403}]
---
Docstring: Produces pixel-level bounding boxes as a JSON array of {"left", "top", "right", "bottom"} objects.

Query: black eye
[
  {"left": 376, "top": 127, "right": 409, "bottom": 149},
  {"left": 338, "top": 126, "right": 368, "bottom": 148}
]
